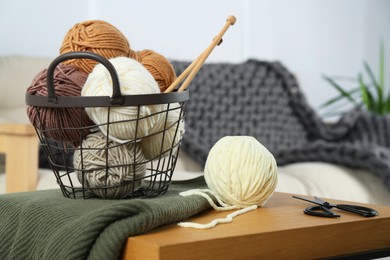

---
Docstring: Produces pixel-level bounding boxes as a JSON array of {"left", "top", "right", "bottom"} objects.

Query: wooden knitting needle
[
  {"left": 164, "top": 53, "right": 203, "bottom": 93},
  {"left": 164, "top": 16, "right": 236, "bottom": 93},
  {"left": 177, "top": 15, "right": 236, "bottom": 92},
  {"left": 164, "top": 38, "right": 223, "bottom": 93}
]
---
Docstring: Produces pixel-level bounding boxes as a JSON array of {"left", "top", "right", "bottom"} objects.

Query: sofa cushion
[
  {"left": 171, "top": 59, "right": 390, "bottom": 191},
  {"left": 0, "top": 55, "right": 51, "bottom": 109}
]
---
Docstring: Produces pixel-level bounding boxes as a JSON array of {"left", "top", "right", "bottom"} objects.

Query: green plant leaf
[
  {"left": 380, "top": 40, "right": 385, "bottom": 97},
  {"left": 359, "top": 73, "right": 371, "bottom": 110},
  {"left": 364, "top": 60, "right": 380, "bottom": 89},
  {"left": 380, "top": 40, "right": 386, "bottom": 114},
  {"left": 320, "top": 98, "right": 363, "bottom": 118},
  {"left": 323, "top": 75, "right": 358, "bottom": 106},
  {"left": 366, "top": 89, "right": 376, "bottom": 112},
  {"left": 364, "top": 60, "right": 382, "bottom": 108},
  {"left": 319, "top": 87, "right": 361, "bottom": 108},
  {"left": 322, "top": 41, "right": 387, "bottom": 115},
  {"left": 386, "top": 94, "right": 390, "bottom": 113}
]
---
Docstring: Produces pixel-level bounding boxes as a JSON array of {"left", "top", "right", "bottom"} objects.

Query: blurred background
[{"left": 0, "top": 0, "right": 389, "bottom": 114}]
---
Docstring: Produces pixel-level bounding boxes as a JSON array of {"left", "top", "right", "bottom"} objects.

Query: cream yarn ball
[
  {"left": 178, "top": 136, "right": 278, "bottom": 229},
  {"left": 204, "top": 136, "right": 278, "bottom": 208},
  {"left": 141, "top": 103, "right": 185, "bottom": 160},
  {"left": 73, "top": 131, "right": 146, "bottom": 199},
  {"left": 82, "top": 57, "right": 163, "bottom": 143}
]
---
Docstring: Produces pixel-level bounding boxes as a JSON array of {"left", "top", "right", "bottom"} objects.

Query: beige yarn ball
[
  {"left": 141, "top": 103, "right": 185, "bottom": 160},
  {"left": 73, "top": 131, "right": 146, "bottom": 199},
  {"left": 204, "top": 136, "right": 278, "bottom": 208},
  {"left": 82, "top": 57, "right": 163, "bottom": 143}
]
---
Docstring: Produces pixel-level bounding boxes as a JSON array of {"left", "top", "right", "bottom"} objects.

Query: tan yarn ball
[
  {"left": 73, "top": 132, "right": 146, "bottom": 199},
  {"left": 60, "top": 20, "right": 136, "bottom": 73},
  {"left": 136, "top": 49, "right": 177, "bottom": 92}
]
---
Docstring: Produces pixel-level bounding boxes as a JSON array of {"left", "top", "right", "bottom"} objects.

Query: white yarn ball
[
  {"left": 141, "top": 103, "right": 185, "bottom": 160},
  {"left": 73, "top": 131, "right": 146, "bottom": 199},
  {"left": 82, "top": 57, "right": 163, "bottom": 143},
  {"left": 204, "top": 136, "right": 278, "bottom": 208}
]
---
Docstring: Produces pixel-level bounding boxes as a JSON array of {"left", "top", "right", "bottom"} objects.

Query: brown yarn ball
[
  {"left": 26, "top": 64, "right": 94, "bottom": 146},
  {"left": 136, "top": 49, "right": 177, "bottom": 92},
  {"left": 59, "top": 20, "right": 135, "bottom": 73}
]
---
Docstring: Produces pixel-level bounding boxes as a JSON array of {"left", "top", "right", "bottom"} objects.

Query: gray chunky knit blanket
[{"left": 172, "top": 59, "right": 390, "bottom": 189}]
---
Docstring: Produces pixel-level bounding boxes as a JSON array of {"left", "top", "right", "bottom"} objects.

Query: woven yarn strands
[
  {"left": 26, "top": 64, "right": 93, "bottom": 145},
  {"left": 60, "top": 20, "right": 135, "bottom": 73},
  {"left": 204, "top": 136, "right": 278, "bottom": 208},
  {"left": 25, "top": 18, "right": 191, "bottom": 200},
  {"left": 73, "top": 132, "right": 146, "bottom": 199},
  {"left": 82, "top": 57, "right": 163, "bottom": 143},
  {"left": 136, "top": 49, "right": 177, "bottom": 92},
  {"left": 141, "top": 103, "right": 185, "bottom": 160},
  {"left": 179, "top": 136, "right": 278, "bottom": 229}
]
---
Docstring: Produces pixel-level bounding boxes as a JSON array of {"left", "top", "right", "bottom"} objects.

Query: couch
[{"left": 0, "top": 55, "right": 389, "bottom": 205}]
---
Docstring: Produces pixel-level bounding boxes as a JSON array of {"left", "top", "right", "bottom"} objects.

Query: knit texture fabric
[
  {"left": 171, "top": 59, "right": 390, "bottom": 189},
  {"left": 0, "top": 177, "right": 208, "bottom": 260},
  {"left": 36, "top": 59, "right": 390, "bottom": 189}
]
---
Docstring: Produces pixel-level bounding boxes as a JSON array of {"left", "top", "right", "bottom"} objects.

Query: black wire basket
[{"left": 25, "top": 52, "right": 189, "bottom": 199}]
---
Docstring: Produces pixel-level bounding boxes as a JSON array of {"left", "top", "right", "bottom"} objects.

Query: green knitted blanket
[{"left": 0, "top": 177, "right": 208, "bottom": 260}]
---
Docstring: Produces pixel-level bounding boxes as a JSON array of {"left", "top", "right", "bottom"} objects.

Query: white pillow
[{"left": 276, "top": 162, "right": 390, "bottom": 205}]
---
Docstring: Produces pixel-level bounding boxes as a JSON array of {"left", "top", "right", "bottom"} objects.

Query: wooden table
[
  {"left": 0, "top": 124, "right": 38, "bottom": 193},
  {"left": 122, "top": 192, "right": 390, "bottom": 259}
]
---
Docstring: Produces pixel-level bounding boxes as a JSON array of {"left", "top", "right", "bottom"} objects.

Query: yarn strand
[
  {"left": 178, "top": 205, "right": 257, "bottom": 229},
  {"left": 178, "top": 188, "right": 258, "bottom": 229},
  {"left": 180, "top": 189, "right": 239, "bottom": 211}
]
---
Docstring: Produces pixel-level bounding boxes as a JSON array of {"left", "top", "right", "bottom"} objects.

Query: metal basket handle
[{"left": 46, "top": 51, "right": 123, "bottom": 105}]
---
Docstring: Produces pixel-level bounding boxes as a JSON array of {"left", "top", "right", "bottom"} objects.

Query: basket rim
[
  {"left": 25, "top": 90, "right": 189, "bottom": 108},
  {"left": 26, "top": 51, "right": 190, "bottom": 108}
]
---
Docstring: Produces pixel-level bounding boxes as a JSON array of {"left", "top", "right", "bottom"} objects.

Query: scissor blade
[
  {"left": 314, "top": 196, "right": 327, "bottom": 204},
  {"left": 292, "top": 196, "right": 323, "bottom": 206}
]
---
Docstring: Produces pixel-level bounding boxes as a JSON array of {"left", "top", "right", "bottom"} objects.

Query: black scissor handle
[
  {"left": 304, "top": 206, "right": 340, "bottom": 218},
  {"left": 336, "top": 204, "right": 378, "bottom": 217}
]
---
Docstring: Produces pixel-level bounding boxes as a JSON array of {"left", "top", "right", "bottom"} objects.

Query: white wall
[{"left": 0, "top": 0, "right": 389, "bottom": 113}]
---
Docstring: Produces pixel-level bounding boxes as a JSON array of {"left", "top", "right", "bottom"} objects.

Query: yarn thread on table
[
  {"left": 73, "top": 131, "right": 146, "bottom": 199},
  {"left": 26, "top": 64, "right": 93, "bottom": 146},
  {"left": 60, "top": 20, "right": 136, "bottom": 73},
  {"left": 178, "top": 136, "right": 278, "bottom": 229},
  {"left": 82, "top": 57, "right": 164, "bottom": 143},
  {"left": 141, "top": 103, "right": 185, "bottom": 160},
  {"left": 136, "top": 49, "right": 177, "bottom": 92}
]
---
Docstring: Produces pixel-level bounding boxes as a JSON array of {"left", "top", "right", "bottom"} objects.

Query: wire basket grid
[{"left": 26, "top": 52, "right": 189, "bottom": 199}]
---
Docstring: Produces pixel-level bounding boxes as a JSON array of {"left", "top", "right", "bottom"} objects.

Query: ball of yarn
[
  {"left": 26, "top": 64, "right": 94, "bottom": 146},
  {"left": 141, "top": 103, "right": 185, "bottom": 160},
  {"left": 82, "top": 57, "right": 163, "bottom": 143},
  {"left": 204, "top": 136, "right": 278, "bottom": 208},
  {"left": 60, "top": 20, "right": 136, "bottom": 73},
  {"left": 73, "top": 131, "right": 146, "bottom": 199},
  {"left": 136, "top": 49, "right": 177, "bottom": 92}
]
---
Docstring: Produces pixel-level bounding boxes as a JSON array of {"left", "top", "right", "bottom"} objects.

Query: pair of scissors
[{"left": 292, "top": 195, "right": 378, "bottom": 218}]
